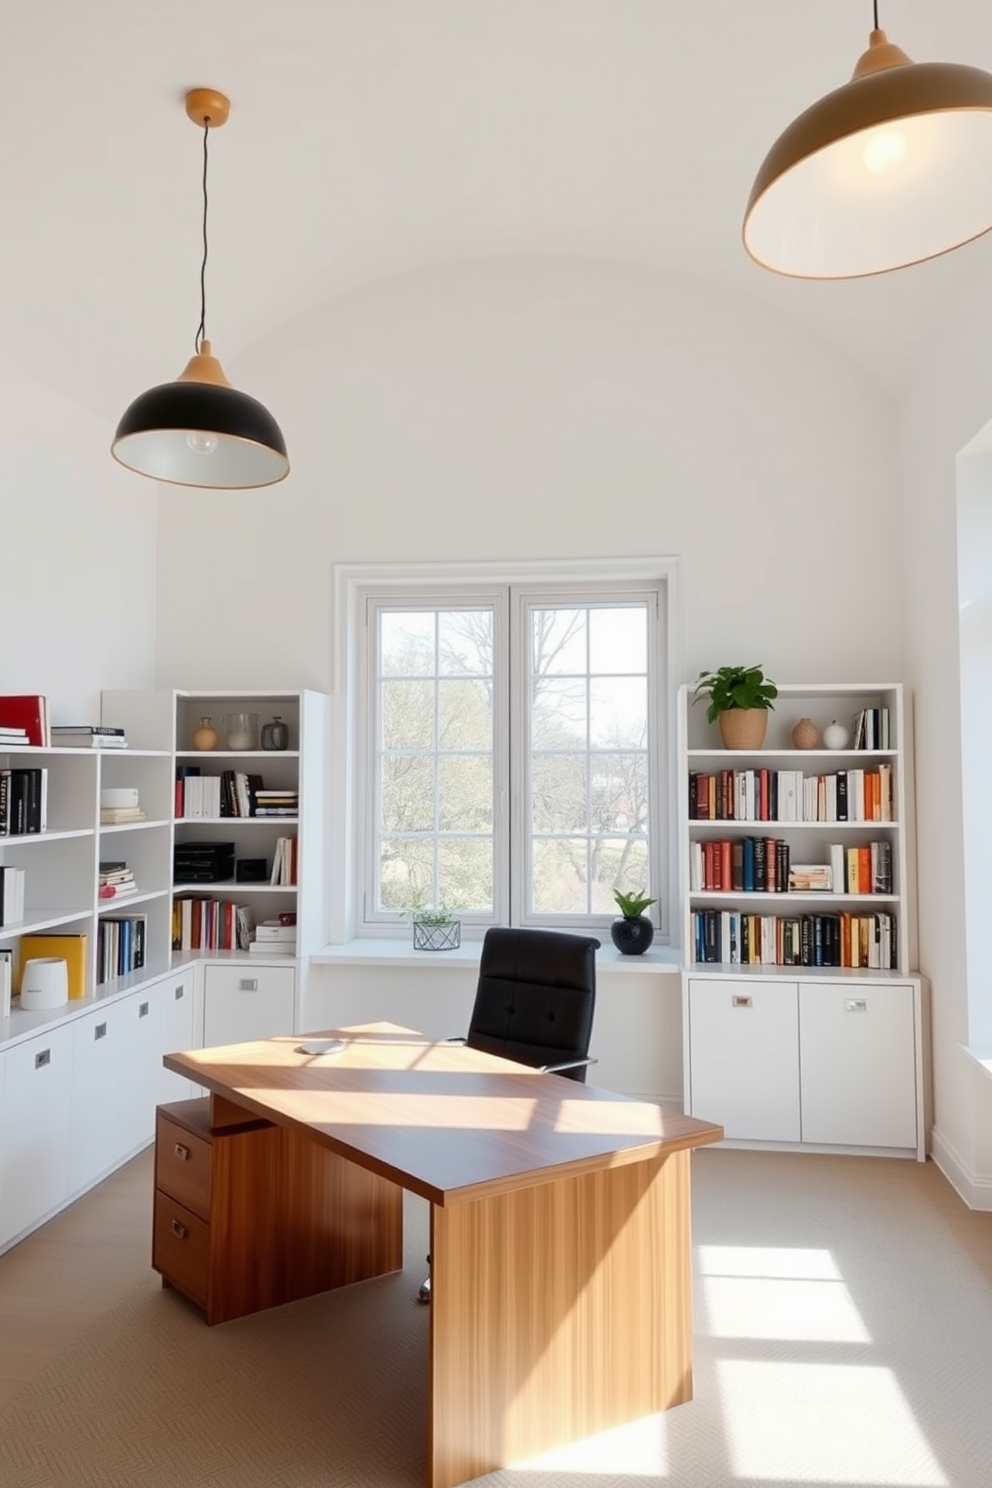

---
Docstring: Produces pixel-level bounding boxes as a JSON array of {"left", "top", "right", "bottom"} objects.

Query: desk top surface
[{"left": 164, "top": 1022, "right": 723, "bottom": 1205}]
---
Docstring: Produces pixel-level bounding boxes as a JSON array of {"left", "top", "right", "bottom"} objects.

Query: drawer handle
[
  {"left": 239, "top": 978, "right": 258, "bottom": 992},
  {"left": 35, "top": 1047, "right": 51, "bottom": 1069},
  {"left": 845, "top": 998, "right": 868, "bottom": 1013},
  {"left": 170, "top": 1218, "right": 187, "bottom": 1240},
  {"left": 94, "top": 1022, "right": 108, "bottom": 1040},
  {"left": 173, "top": 1143, "right": 190, "bottom": 1162},
  {"left": 138, "top": 1001, "right": 150, "bottom": 1018},
  {"left": 174, "top": 984, "right": 185, "bottom": 1001},
  {"left": 731, "top": 995, "right": 753, "bottom": 1009}
]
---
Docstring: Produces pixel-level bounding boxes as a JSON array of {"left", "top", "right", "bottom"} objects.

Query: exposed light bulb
[
  {"left": 862, "top": 127, "right": 907, "bottom": 173},
  {"left": 186, "top": 430, "right": 219, "bottom": 456}
]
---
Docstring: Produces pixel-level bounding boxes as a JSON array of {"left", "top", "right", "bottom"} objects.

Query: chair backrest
[{"left": 466, "top": 927, "right": 599, "bottom": 1081}]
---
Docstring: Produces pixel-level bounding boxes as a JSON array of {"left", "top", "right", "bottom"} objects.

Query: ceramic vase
[
  {"left": 192, "top": 716, "right": 219, "bottom": 751},
  {"left": 791, "top": 717, "right": 820, "bottom": 749},
  {"left": 610, "top": 916, "right": 655, "bottom": 955},
  {"left": 823, "top": 719, "right": 851, "bottom": 750}
]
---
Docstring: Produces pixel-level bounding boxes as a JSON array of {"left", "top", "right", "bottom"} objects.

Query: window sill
[
  {"left": 964, "top": 1046, "right": 992, "bottom": 1085},
  {"left": 309, "top": 938, "right": 682, "bottom": 975}
]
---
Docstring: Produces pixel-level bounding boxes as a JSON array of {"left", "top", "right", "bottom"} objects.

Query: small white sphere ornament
[{"left": 823, "top": 719, "right": 850, "bottom": 751}]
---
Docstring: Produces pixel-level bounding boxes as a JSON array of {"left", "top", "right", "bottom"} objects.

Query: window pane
[
  {"left": 381, "top": 755, "right": 435, "bottom": 832},
  {"left": 381, "top": 679, "right": 435, "bottom": 751},
  {"left": 591, "top": 837, "right": 650, "bottom": 911},
  {"left": 532, "top": 837, "right": 590, "bottom": 913},
  {"left": 439, "top": 678, "right": 492, "bottom": 750},
  {"left": 590, "top": 607, "right": 647, "bottom": 674},
  {"left": 438, "top": 838, "right": 493, "bottom": 914},
  {"left": 379, "top": 836, "right": 436, "bottom": 909},
  {"left": 533, "top": 608, "right": 587, "bottom": 676},
  {"left": 532, "top": 754, "right": 588, "bottom": 832},
  {"left": 381, "top": 612, "right": 436, "bottom": 676},
  {"left": 590, "top": 677, "right": 647, "bottom": 749},
  {"left": 438, "top": 755, "right": 492, "bottom": 831},
  {"left": 438, "top": 611, "right": 493, "bottom": 676},
  {"left": 531, "top": 676, "right": 587, "bottom": 748},
  {"left": 591, "top": 753, "right": 649, "bottom": 833}
]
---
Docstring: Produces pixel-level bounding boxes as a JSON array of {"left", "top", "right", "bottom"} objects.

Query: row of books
[
  {"left": 691, "top": 909, "right": 898, "bottom": 969},
  {"left": 175, "top": 769, "right": 296, "bottom": 819},
  {"left": 690, "top": 839, "right": 894, "bottom": 895},
  {"left": 271, "top": 836, "right": 298, "bottom": 885},
  {"left": 96, "top": 915, "right": 146, "bottom": 985},
  {"left": 0, "top": 866, "right": 26, "bottom": 927},
  {"left": 688, "top": 766, "right": 894, "bottom": 823},
  {"left": 0, "top": 767, "right": 48, "bottom": 834},
  {"left": 852, "top": 707, "right": 890, "bottom": 750},
  {"left": 172, "top": 895, "right": 256, "bottom": 952}
]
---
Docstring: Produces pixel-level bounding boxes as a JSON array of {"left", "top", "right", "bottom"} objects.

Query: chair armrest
[
  {"left": 540, "top": 1055, "right": 598, "bottom": 1075},
  {"left": 443, "top": 1035, "right": 468, "bottom": 1045}
]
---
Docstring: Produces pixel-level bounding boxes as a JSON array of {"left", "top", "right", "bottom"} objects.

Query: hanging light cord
[
  {"left": 194, "top": 120, "right": 210, "bottom": 354},
  {"left": 873, "top": 0, "right": 880, "bottom": 30}
]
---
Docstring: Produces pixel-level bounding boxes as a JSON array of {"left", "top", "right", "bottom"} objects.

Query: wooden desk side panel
[
  {"left": 208, "top": 1125, "right": 286, "bottom": 1324},
  {"left": 428, "top": 1149, "right": 692, "bottom": 1488},
  {"left": 278, "top": 1123, "right": 403, "bottom": 1296}
]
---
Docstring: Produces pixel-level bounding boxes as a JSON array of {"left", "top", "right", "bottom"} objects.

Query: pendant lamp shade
[
  {"left": 112, "top": 88, "right": 289, "bottom": 489},
  {"left": 743, "top": 29, "right": 992, "bottom": 279}
]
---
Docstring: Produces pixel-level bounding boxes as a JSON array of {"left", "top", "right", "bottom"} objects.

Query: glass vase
[{"left": 224, "top": 712, "right": 259, "bottom": 750}]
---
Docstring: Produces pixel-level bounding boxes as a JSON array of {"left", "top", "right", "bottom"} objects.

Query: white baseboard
[{"left": 930, "top": 1125, "right": 992, "bottom": 1211}]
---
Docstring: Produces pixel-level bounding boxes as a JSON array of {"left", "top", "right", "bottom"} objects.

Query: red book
[{"left": 0, "top": 695, "right": 50, "bottom": 747}]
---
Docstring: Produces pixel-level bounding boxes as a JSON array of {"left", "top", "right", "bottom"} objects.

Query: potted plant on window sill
[
  {"left": 692, "top": 664, "right": 778, "bottom": 749},
  {"left": 611, "top": 890, "right": 657, "bottom": 956},
  {"left": 403, "top": 895, "right": 462, "bottom": 952}
]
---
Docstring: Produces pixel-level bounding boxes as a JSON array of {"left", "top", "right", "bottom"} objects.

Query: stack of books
[
  {"left": 100, "top": 804, "right": 146, "bottom": 825},
  {"left": 249, "top": 918, "right": 298, "bottom": 955},
  {"left": 98, "top": 861, "right": 138, "bottom": 899},
  {"left": 0, "top": 724, "right": 28, "bottom": 747},
  {"left": 254, "top": 788, "right": 299, "bottom": 817},
  {"left": 51, "top": 725, "right": 128, "bottom": 749},
  {"left": 0, "top": 694, "right": 50, "bottom": 746}
]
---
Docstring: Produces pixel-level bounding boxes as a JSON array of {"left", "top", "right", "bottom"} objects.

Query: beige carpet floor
[{"left": 1, "top": 1147, "right": 991, "bottom": 1487}]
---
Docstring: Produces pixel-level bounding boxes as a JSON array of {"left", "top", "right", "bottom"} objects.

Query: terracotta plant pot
[{"left": 718, "top": 708, "right": 768, "bottom": 750}]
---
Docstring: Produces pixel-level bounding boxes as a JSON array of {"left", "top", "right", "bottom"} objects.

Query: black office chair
[{"left": 418, "top": 925, "right": 600, "bottom": 1302}]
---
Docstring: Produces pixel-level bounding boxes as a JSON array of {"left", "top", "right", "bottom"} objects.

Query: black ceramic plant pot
[{"left": 610, "top": 915, "right": 655, "bottom": 955}]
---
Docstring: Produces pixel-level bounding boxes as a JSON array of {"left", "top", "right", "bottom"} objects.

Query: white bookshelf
[{"left": 677, "top": 682, "right": 929, "bottom": 1160}]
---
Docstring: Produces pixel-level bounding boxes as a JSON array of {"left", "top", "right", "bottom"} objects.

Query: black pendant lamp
[
  {"left": 743, "top": 2, "right": 992, "bottom": 279},
  {"left": 112, "top": 88, "right": 289, "bottom": 488}
]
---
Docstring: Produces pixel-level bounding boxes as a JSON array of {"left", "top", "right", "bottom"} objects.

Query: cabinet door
[
  {"left": 203, "top": 965, "right": 295, "bottom": 1047},
  {"left": 117, "top": 989, "right": 163, "bottom": 1151},
  {"left": 0, "top": 1024, "right": 73, "bottom": 1246},
  {"left": 799, "top": 982, "right": 918, "bottom": 1150},
  {"left": 687, "top": 978, "right": 801, "bottom": 1141},
  {"left": 157, "top": 972, "right": 196, "bottom": 1104},
  {"left": 69, "top": 1002, "right": 127, "bottom": 1194}
]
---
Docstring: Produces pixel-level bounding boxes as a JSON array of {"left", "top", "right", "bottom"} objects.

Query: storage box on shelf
[{"left": 677, "top": 682, "right": 929, "bottom": 1160}]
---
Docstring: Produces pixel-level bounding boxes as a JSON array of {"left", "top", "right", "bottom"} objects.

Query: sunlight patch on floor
[
  {"left": 715, "top": 1361, "right": 949, "bottom": 1485},
  {"left": 512, "top": 1414, "right": 667, "bottom": 1475},
  {"left": 699, "top": 1243, "right": 871, "bottom": 1342}
]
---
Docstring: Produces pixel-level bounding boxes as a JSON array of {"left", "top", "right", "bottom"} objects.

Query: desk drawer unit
[
  {"left": 153, "top": 1193, "right": 210, "bottom": 1309},
  {"left": 155, "top": 1104, "right": 213, "bottom": 1219}
]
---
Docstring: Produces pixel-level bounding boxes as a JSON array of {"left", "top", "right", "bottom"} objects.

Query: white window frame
[{"left": 332, "top": 558, "right": 682, "bottom": 944}]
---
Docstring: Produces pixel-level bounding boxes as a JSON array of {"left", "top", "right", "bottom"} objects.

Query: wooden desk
[{"left": 158, "top": 1022, "right": 723, "bottom": 1488}]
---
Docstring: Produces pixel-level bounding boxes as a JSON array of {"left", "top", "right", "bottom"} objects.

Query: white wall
[
  {"left": 902, "top": 306, "right": 992, "bottom": 1209},
  {"left": 0, "top": 357, "right": 157, "bottom": 719},
  {"left": 154, "top": 260, "right": 902, "bottom": 689}
]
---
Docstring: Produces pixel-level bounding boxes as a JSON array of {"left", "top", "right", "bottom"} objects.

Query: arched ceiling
[{"left": 3, "top": 0, "right": 992, "bottom": 421}]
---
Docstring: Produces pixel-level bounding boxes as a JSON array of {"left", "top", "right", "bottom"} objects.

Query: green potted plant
[
  {"left": 611, "top": 889, "right": 657, "bottom": 956},
  {"left": 403, "top": 891, "right": 462, "bottom": 951},
  {"left": 692, "top": 664, "right": 778, "bottom": 749}
]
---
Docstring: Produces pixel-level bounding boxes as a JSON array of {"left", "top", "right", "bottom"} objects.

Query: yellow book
[{"left": 16, "top": 933, "right": 89, "bottom": 999}]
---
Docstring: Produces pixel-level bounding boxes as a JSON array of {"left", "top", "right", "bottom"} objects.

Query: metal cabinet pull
[
  {"left": 170, "top": 1218, "right": 187, "bottom": 1240},
  {"left": 138, "top": 1001, "right": 149, "bottom": 1018},
  {"left": 94, "top": 1022, "right": 108, "bottom": 1040},
  {"left": 173, "top": 1143, "right": 190, "bottom": 1162},
  {"left": 731, "top": 995, "right": 753, "bottom": 1009},
  {"left": 845, "top": 998, "right": 868, "bottom": 1013},
  {"left": 174, "top": 984, "right": 185, "bottom": 1001},
  {"left": 35, "top": 1048, "right": 51, "bottom": 1069},
  {"left": 239, "top": 978, "right": 258, "bottom": 992}
]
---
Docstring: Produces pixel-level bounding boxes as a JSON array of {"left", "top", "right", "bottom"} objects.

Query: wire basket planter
[{"left": 412, "top": 918, "right": 462, "bottom": 952}]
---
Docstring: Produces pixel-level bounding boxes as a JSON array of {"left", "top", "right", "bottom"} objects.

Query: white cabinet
[
  {"left": 686, "top": 978, "right": 800, "bottom": 1141},
  {"left": 69, "top": 1000, "right": 129, "bottom": 1194},
  {"left": 684, "top": 972, "right": 926, "bottom": 1158},
  {"left": 155, "top": 969, "right": 196, "bottom": 1104},
  {"left": 202, "top": 963, "right": 295, "bottom": 1046},
  {"left": 0, "top": 1023, "right": 73, "bottom": 1246}
]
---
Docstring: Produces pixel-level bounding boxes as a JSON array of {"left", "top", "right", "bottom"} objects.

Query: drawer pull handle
[
  {"left": 35, "top": 1048, "right": 51, "bottom": 1069},
  {"left": 170, "top": 1218, "right": 187, "bottom": 1240},
  {"left": 239, "top": 978, "right": 258, "bottom": 992},
  {"left": 174, "top": 984, "right": 185, "bottom": 1001},
  {"left": 94, "top": 1022, "right": 108, "bottom": 1040},
  {"left": 845, "top": 998, "right": 868, "bottom": 1013},
  {"left": 138, "top": 1002, "right": 149, "bottom": 1018},
  {"left": 731, "top": 995, "right": 753, "bottom": 1009},
  {"left": 174, "top": 1143, "right": 190, "bottom": 1162}
]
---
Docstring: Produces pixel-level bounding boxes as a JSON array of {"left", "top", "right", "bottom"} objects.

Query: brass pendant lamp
[
  {"left": 112, "top": 89, "right": 289, "bottom": 488},
  {"left": 743, "top": 2, "right": 992, "bottom": 279}
]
